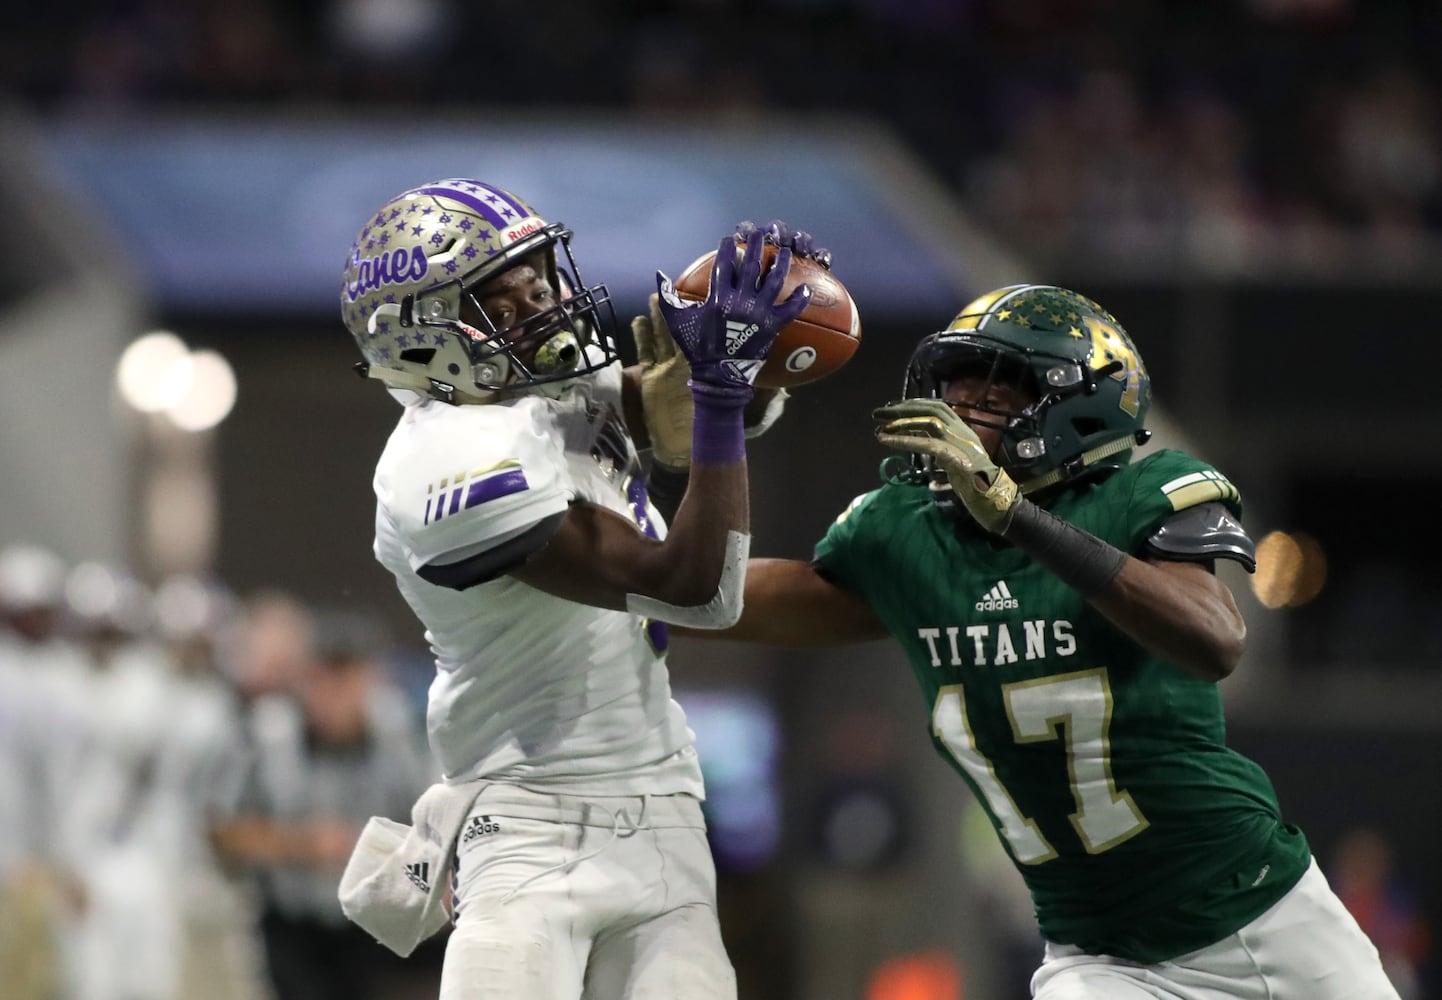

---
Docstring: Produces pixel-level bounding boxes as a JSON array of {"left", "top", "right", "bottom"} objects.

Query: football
[{"left": 672, "top": 243, "right": 861, "bottom": 389}]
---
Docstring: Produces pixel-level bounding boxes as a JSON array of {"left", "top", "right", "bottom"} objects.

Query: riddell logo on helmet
[
  {"left": 346, "top": 246, "right": 428, "bottom": 302},
  {"left": 505, "top": 218, "right": 544, "bottom": 243}
]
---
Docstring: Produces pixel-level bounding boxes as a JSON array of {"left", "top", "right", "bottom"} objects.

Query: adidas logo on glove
[{"left": 725, "top": 319, "right": 758, "bottom": 355}]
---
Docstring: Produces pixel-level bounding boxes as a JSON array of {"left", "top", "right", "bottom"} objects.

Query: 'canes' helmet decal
[
  {"left": 900, "top": 284, "right": 1152, "bottom": 494},
  {"left": 340, "top": 179, "right": 619, "bottom": 404}
]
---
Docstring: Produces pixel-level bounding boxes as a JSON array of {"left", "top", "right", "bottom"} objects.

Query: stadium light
[
  {"left": 166, "top": 349, "right": 237, "bottom": 431},
  {"left": 116, "top": 330, "right": 193, "bottom": 413},
  {"left": 116, "top": 332, "right": 237, "bottom": 431},
  {"left": 1251, "top": 530, "right": 1328, "bottom": 608}
]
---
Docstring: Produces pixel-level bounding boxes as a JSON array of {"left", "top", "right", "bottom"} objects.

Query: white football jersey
[{"left": 373, "top": 364, "right": 703, "bottom": 796}]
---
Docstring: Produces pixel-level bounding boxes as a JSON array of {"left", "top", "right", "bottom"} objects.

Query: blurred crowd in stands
[
  {"left": 0, "top": 544, "right": 439, "bottom": 1000},
  {"left": 6, "top": 0, "right": 1442, "bottom": 272}
]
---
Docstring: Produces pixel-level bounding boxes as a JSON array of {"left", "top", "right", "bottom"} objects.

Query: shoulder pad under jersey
[
  {"left": 1143, "top": 501, "right": 1256, "bottom": 572},
  {"left": 377, "top": 402, "right": 572, "bottom": 571}
]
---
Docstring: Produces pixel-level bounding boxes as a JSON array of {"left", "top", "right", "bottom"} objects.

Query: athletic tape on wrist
[
  {"left": 690, "top": 391, "right": 747, "bottom": 465},
  {"left": 1002, "top": 500, "right": 1128, "bottom": 596}
]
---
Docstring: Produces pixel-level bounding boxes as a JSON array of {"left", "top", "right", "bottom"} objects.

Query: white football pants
[
  {"left": 1031, "top": 859, "right": 1402, "bottom": 999},
  {"left": 441, "top": 786, "right": 735, "bottom": 1000}
]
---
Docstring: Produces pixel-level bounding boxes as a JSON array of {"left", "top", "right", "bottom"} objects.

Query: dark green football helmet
[{"left": 901, "top": 284, "right": 1152, "bottom": 494}]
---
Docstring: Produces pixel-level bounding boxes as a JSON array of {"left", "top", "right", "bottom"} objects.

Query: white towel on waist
[{"left": 337, "top": 778, "right": 483, "bottom": 956}]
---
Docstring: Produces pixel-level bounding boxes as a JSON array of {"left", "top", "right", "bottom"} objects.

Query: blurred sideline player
[
  {"left": 0, "top": 544, "right": 86, "bottom": 1000},
  {"left": 336, "top": 178, "right": 813, "bottom": 999},
  {"left": 671, "top": 285, "right": 1401, "bottom": 999}
]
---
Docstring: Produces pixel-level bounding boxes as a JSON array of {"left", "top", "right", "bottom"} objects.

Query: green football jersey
[{"left": 813, "top": 449, "right": 1310, "bottom": 963}]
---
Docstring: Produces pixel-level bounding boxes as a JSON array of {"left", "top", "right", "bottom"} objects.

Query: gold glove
[
  {"left": 873, "top": 398, "right": 1021, "bottom": 533},
  {"left": 632, "top": 293, "right": 694, "bottom": 467}
]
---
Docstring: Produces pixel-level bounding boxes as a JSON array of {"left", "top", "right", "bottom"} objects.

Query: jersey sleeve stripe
[
  {"left": 423, "top": 464, "right": 531, "bottom": 525},
  {"left": 1160, "top": 473, "right": 1239, "bottom": 511},
  {"left": 464, "top": 469, "right": 530, "bottom": 509}
]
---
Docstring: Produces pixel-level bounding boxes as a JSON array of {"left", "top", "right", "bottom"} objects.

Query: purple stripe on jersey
[
  {"left": 625, "top": 476, "right": 658, "bottom": 539},
  {"left": 464, "top": 469, "right": 529, "bottom": 509},
  {"left": 646, "top": 619, "right": 669, "bottom": 654},
  {"left": 448, "top": 486, "right": 464, "bottom": 516},
  {"left": 424, "top": 497, "right": 434, "bottom": 525},
  {"left": 413, "top": 183, "right": 527, "bottom": 232}
]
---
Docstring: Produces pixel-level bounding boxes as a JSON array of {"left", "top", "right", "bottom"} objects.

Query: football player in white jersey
[{"left": 338, "top": 178, "right": 813, "bottom": 1000}]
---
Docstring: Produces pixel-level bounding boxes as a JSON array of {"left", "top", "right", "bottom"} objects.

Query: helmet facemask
[
  {"left": 448, "top": 236, "right": 615, "bottom": 396},
  {"left": 901, "top": 337, "right": 1050, "bottom": 497}
]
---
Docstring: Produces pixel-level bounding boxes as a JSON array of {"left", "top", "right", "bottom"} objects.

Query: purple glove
[
  {"left": 655, "top": 229, "right": 811, "bottom": 464},
  {"left": 736, "top": 219, "right": 833, "bottom": 270},
  {"left": 655, "top": 229, "right": 811, "bottom": 407}
]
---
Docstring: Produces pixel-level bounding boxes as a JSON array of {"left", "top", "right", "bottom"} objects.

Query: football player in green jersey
[{"left": 695, "top": 285, "right": 1402, "bottom": 998}]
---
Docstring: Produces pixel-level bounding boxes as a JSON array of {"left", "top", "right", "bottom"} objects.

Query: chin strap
[{"left": 1017, "top": 431, "right": 1149, "bottom": 495}]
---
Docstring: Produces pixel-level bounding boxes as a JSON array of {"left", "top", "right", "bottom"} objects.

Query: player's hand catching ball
[
  {"left": 735, "top": 219, "right": 833, "bottom": 270},
  {"left": 633, "top": 220, "right": 822, "bottom": 465},
  {"left": 632, "top": 293, "right": 694, "bottom": 467},
  {"left": 655, "top": 229, "right": 811, "bottom": 405},
  {"left": 873, "top": 398, "right": 1021, "bottom": 533}
]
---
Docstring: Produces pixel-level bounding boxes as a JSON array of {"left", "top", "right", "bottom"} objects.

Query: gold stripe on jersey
[
  {"left": 1160, "top": 470, "right": 1239, "bottom": 511},
  {"left": 427, "top": 460, "right": 522, "bottom": 496},
  {"left": 472, "top": 459, "right": 522, "bottom": 478}
]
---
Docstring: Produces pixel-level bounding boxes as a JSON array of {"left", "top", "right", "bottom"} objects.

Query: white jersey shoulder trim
[{"left": 376, "top": 400, "right": 573, "bottom": 571}]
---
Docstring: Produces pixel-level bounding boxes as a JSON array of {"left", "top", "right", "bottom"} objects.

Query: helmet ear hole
[{"left": 400, "top": 348, "right": 436, "bottom": 365}]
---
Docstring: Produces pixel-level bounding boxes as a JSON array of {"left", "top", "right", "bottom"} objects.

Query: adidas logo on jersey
[
  {"left": 975, "top": 580, "right": 1019, "bottom": 612},
  {"left": 404, "top": 861, "right": 431, "bottom": 893}
]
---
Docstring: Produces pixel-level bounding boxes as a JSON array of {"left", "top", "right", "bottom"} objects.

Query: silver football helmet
[{"left": 340, "top": 179, "right": 619, "bottom": 403}]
